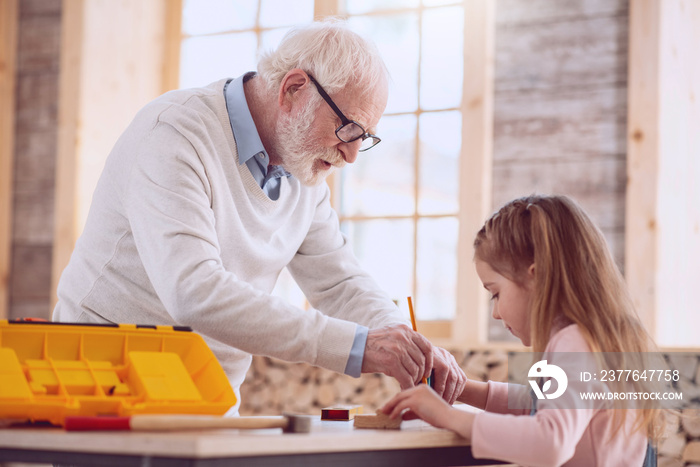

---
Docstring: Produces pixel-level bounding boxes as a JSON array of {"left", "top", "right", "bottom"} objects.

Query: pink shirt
[{"left": 471, "top": 324, "right": 648, "bottom": 466}]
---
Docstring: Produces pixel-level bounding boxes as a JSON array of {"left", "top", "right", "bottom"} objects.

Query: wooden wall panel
[
  {"left": 489, "top": 0, "right": 629, "bottom": 341},
  {"left": 8, "top": 0, "right": 61, "bottom": 320},
  {"left": 495, "top": 0, "right": 628, "bottom": 24},
  {"left": 493, "top": 88, "right": 627, "bottom": 161},
  {"left": 495, "top": 15, "right": 628, "bottom": 92}
]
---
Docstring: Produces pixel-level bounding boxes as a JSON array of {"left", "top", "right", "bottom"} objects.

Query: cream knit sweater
[{"left": 54, "top": 79, "right": 407, "bottom": 399}]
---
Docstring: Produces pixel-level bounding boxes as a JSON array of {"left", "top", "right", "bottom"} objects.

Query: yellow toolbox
[{"left": 0, "top": 320, "right": 236, "bottom": 425}]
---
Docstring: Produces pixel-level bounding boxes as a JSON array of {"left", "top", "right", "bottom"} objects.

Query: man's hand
[
  {"left": 361, "top": 324, "right": 433, "bottom": 389},
  {"left": 430, "top": 346, "right": 467, "bottom": 405},
  {"left": 361, "top": 324, "right": 467, "bottom": 405}
]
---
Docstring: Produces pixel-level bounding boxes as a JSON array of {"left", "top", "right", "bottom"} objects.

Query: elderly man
[{"left": 53, "top": 20, "right": 466, "bottom": 412}]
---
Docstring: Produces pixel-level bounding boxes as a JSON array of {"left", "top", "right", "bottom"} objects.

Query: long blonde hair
[{"left": 474, "top": 194, "right": 663, "bottom": 440}]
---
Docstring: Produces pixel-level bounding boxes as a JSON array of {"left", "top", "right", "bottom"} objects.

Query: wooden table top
[{"left": 0, "top": 417, "right": 471, "bottom": 459}]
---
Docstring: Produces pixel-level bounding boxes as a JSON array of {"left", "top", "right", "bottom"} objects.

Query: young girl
[{"left": 381, "top": 195, "right": 662, "bottom": 466}]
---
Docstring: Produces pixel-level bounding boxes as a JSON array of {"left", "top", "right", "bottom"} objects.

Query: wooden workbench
[{"left": 0, "top": 417, "right": 505, "bottom": 466}]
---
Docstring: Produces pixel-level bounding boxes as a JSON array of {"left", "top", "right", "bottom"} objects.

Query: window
[
  {"left": 177, "top": 0, "right": 497, "bottom": 345},
  {"left": 179, "top": 0, "right": 314, "bottom": 88},
  {"left": 335, "top": 1, "right": 465, "bottom": 325}
]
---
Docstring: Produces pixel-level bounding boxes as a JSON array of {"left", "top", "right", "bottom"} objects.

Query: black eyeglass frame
[{"left": 307, "top": 74, "right": 381, "bottom": 152}]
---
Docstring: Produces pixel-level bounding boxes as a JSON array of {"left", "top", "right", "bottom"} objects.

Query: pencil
[{"left": 407, "top": 296, "right": 429, "bottom": 385}]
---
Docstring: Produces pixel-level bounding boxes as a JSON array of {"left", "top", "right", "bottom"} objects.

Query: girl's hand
[
  {"left": 380, "top": 385, "right": 476, "bottom": 439},
  {"left": 381, "top": 385, "right": 453, "bottom": 429}
]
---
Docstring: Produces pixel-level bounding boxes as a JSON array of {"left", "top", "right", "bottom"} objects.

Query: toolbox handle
[{"left": 5, "top": 319, "right": 192, "bottom": 332}]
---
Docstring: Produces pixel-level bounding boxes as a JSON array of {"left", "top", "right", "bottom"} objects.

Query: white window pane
[
  {"left": 182, "top": 0, "right": 257, "bottom": 35},
  {"left": 416, "top": 217, "right": 457, "bottom": 320},
  {"left": 180, "top": 33, "right": 257, "bottom": 89},
  {"left": 341, "top": 219, "right": 414, "bottom": 303},
  {"left": 340, "top": 114, "right": 416, "bottom": 217},
  {"left": 422, "top": 0, "right": 461, "bottom": 6},
  {"left": 260, "top": 0, "right": 313, "bottom": 28},
  {"left": 348, "top": 13, "right": 419, "bottom": 114},
  {"left": 418, "top": 111, "right": 461, "bottom": 214},
  {"left": 420, "top": 6, "right": 463, "bottom": 110},
  {"left": 260, "top": 27, "right": 293, "bottom": 56},
  {"left": 345, "top": 0, "right": 420, "bottom": 15}
]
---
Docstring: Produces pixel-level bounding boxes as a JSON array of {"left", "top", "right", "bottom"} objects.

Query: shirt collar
[{"left": 225, "top": 72, "right": 269, "bottom": 165}]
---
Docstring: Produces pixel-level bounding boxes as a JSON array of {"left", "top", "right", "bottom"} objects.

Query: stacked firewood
[{"left": 239, "top": 349, "right": 508, "bottom": 415}]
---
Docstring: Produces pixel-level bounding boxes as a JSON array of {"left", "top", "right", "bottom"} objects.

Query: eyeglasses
[{"left": 307, "top": 74, "right": 381, "bottom": 152}]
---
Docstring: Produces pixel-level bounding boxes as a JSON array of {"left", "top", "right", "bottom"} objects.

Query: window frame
[{"left": 325, "top": 1, "right": 497, "bottom": 348}]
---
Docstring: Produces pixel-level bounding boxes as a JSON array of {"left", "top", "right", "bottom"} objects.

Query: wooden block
[
  {"left": 321, "top": 405, "right": 363, "bottom": 421},
  {"left": 682, "top": 409, "right": 700, "bottom": 438},
  {"left": 684, "top": 441, "right": 700, "bottom": 464},
  {"left": 353, "top": 412, "right": 402, "bottom": 430}
]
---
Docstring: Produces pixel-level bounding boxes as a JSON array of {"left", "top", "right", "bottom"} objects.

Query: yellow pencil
[{"left": 407, "top": 297, "right": 428, "bottom": 385}]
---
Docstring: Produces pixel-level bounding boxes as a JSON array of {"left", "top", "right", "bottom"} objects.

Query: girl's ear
[{"left": 527, "top": 263, "right": 536, "bottom": 278}]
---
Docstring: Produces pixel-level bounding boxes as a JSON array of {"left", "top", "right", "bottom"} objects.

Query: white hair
[{"left": 257, "top": 19, "right": 388, "bottom": 97}]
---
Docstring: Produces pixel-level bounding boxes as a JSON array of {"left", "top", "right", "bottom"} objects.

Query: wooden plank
[
  {"left": 491, "top": 158, "right": 626, "bottom": 231},
  {"left": 15, "top": 73, "right": 59, "bottom": 132},
  {"left": 14, "top": 13, "right": 60, "bottom": 248},
  {"left": 162, "top": 0, "right": 182, "bottom": 92},
  {"left": 495, "top": 0, "right": 628, "bottom": 25},
  {"left": 455, "top": 0, "right": 495, "bottom": 345},
  {"left": 17, "top": 0, "right": 61, "bottom": 16},
  {"left": 493, "top": 87, "right": 627, "bottom": 161},
  {"left": 314, "top": 0, "right": 340, "bottom": 18},
  {"left": 52, "top": 0, "right": 84, "bottom": 310},
  {"left": 0, "top": 0, "right": 19, "bottom": 320},
  {"left": 13, "top": 129, "right": 56, "bottom": 189},
  {"left": 625, "top": 0, "right": 662, "bottom": 341},
  {"left": 10, "top": 245, "right": 52, "bottom": 303},
  {"left": 13, "top": 189, "right": 55, "bottom": 245},
  {"left": 495, "top": 15, "right": 628, "bottom": 93},
  {"left": 16, "top": 11, "right": 61, "bottom": 73}
]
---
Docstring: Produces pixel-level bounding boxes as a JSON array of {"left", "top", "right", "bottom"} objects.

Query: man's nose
[{"left": 339, "top": 140, "right": 361, "bottom": 164}]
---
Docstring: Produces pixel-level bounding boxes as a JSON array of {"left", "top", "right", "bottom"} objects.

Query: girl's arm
[{"left": 456, "top": 379, "right": 489, "bottom": 410}]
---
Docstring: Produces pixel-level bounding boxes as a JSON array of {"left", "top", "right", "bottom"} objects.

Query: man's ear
[{"left": 278, "top": 69, "right": 311, "bottom": 112}]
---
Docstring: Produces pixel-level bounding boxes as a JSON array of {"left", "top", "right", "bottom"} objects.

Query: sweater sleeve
[
  {"left": 471, "top": 325, "right": 599, "bottom": 466},
  {"left": 121, "top": 121, "right": 359, "bottom": 373},
  {"left": 482, "top": 381, "right": 533, "bottom": 416},
  {"left": 471, "top": 406, "right": 593, "bottom": 467},
  {"left": 286, "top": 185, "right": 410, "bottom": 330}
]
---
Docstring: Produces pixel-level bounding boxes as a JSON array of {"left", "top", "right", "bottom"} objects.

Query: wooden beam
[
  {"left": 0, "top": 0, "right": 19, "bottom": 320},
  {"left": 52, "top": 0, "right": 171, "bottom": 311},
  {"left": 52, "top": 0, "right": 84, "bottom": 310},
  {"left": 455, "top": 0, "right": 495, "bottom": 346},
  {"left": 626, "top": 0, "right": 700, "bottom": 346},
  {"left": 162, "top": 0, "right": 182, "bottom": 93},
  {"left": 314, "top": 0, "right": 341, "bottom": 19}
]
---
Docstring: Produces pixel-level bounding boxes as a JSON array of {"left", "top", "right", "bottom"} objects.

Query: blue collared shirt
[
  {"left": 224, "top": 72, "right": 290, "bottom": 200},
  {"left": 223, "top": 73, "right": 368, "bottom": 377}
]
